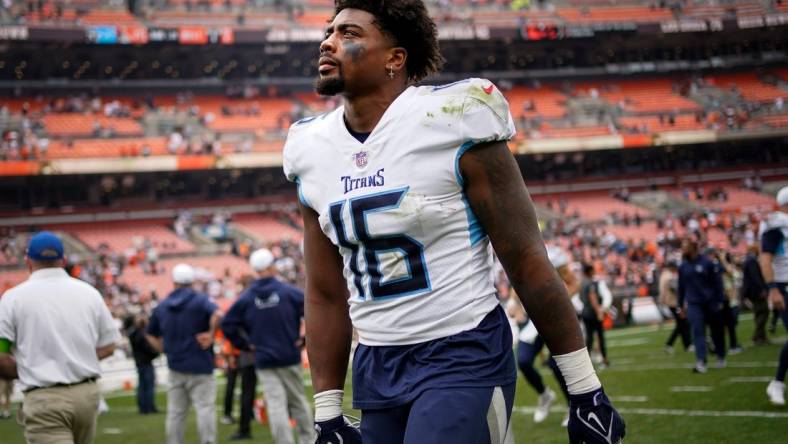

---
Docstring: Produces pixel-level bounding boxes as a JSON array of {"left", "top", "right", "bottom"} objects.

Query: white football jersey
[{"left": 283, "top": 78, "right": 516, "bottom": 346}]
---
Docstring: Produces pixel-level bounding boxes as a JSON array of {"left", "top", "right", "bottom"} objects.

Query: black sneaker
[{"left": 229, "top": 432, "right": 252, "bottom": 441}]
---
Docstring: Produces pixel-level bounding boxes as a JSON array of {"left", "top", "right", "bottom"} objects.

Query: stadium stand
[
  {"left": 233, "top": 214, "right": 303, "bottom": 243},
  {"left": 49, "top": 220, "right": 197, "bottom": 255}
]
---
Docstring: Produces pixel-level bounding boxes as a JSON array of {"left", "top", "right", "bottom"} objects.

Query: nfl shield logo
[{"left": 353, "top": 151, "right": 368, "bottom": 168}]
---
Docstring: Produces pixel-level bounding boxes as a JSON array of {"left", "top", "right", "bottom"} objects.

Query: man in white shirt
[{"left": 0, "top": 231, "right": 120, "bottom": 444}]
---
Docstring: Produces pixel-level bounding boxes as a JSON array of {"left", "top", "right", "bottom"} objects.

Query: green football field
[{"left": 2, "top": 315, "right": 786, "bottom": 443}]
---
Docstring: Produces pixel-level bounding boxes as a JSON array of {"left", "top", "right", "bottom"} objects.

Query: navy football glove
[
  {"left": 568, "top": 388, "right": 626, "bottom": 444},
  {"left": 315, "top": 415, "right": 362, "bottom": 444}
]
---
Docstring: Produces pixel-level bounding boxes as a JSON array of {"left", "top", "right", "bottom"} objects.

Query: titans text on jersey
[{"left": 283, "top": 78, "right": 516, "bottom": 346}]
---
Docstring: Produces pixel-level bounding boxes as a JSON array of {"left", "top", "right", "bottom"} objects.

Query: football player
[
  {"left": 284, "top": 1, "right": 625, "bottom": 442},
  {"left": 762, "top": 186, "right": 788, "bottom": 406}
]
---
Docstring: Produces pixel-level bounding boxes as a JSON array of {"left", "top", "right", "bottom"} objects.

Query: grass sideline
[{"left": 1, "top": 315, "right": 785, "bottom": 443}]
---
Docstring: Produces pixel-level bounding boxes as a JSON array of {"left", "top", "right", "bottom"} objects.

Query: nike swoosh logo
[
  {"left": 483, "top": 85, "right": 494, "bottom": 95},
  {"left": 575, "top": 408, "right": 615, "bottom": 444}
]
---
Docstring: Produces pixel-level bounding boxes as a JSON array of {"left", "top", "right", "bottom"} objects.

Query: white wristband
[
  {"left": 553, "top": 348, "right": 602, "bottom": 395},
  {"left": 314, "top": 389, "right": 344, "bottom": 422}
]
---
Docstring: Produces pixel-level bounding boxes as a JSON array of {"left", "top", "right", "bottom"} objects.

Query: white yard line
[
  {"left": 610, "top": 396, "right": 649, "bottom": 402},
  {"left": 607, "top": 338, "right": 652, "bottom": 348},
  {"left": 670, "top": 386, "right": 713, "bottom": 392},
  {"left": 593, "top": 361, "right": 777, "bottom": 372},
  {"left": 512, "top": 406, "right": 788, "bottom": 419},
  {"left": 726, "top": 376, "right": 774, "bottom": 383}
]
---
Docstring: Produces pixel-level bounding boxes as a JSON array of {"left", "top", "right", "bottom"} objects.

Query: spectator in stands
[
  {"left": 660, "top": 261, "right": 691, "bottom": 353},
  {"left": 678, "top": 239, "right": 726, "bottom": 373},
  {"left": 146, "top": 264, "right": 223, "bottom": 444},
  {"left": 742, "top": 244, "right": 769, "bottom": 345},
  {"left": 126, "top": 313, "right": 160, "bottom": 415},
  {"left": 221, "top": 249, "right": 314, "bottom": 444}
]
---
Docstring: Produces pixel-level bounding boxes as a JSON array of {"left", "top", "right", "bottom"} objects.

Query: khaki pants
[
  {"left": 0, "top": 378, "right": 12, "bottom": 410},
  {"left": 166, "top": 371, "right": 216, "bottom": 444},
  {"left": 22, "top": 381, "right": 99, "bottom": 444},
  {"left": 256, "top": 365, "right": 314, "bottom": 444}
]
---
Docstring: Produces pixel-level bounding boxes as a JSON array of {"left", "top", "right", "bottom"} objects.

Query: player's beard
[{"left": 315, "top": 73, "right": 345, "bottom": 96}]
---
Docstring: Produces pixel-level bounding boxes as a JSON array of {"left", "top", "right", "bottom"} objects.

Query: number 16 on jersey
[{"left": 328, "top": 188, "right": 431, "bottom": 301}]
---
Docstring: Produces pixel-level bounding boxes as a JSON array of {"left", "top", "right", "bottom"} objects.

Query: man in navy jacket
[
  {"left": 221, "top": 249, "right": 314, "bottom": 444},
  {"left": 678, "top": 240, "right": 726, "bottom": 373},
  {"left": 147, "top": 263, "right": 222, "bottom": 444}
]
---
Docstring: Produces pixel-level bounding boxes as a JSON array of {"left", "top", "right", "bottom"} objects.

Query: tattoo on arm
[{"left": 460, "top": 141, "right": 585, "bottom": 355}]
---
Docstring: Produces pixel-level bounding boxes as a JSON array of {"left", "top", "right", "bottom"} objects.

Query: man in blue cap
[
  {"left": 0, "top": 231, "right": 119, "bottom": 444},
  {"left": 146, "top": 263, "right": 223, "bottom": 444},
  {"left": 221, "top": 248, "right": 314, "bottom": 444}
]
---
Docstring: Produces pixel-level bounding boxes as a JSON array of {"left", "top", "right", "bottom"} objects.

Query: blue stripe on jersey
[
  {"left": 431, "top": 79, "right": 472, "bottom": 92},
  {"left": 455, "top": 141, "right": 487, "bottom": 246},
  {"left": 351, "top": 305, "right": 517, "bottom": 410},
  {"left": 294, "top": 177, "right": 312, "bottom": 209}
]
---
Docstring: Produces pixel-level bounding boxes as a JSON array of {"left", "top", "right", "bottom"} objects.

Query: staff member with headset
[
  {"left": 0, "top": 231, "right": 120, "bottom": 444},
  {"left": 146, "top": 263, "right": 222, "bottom": 444},
  {"left": 221, "top": 249, "right": 314, "bottom": 444}
]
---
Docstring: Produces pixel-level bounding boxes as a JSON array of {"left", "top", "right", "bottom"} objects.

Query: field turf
[{"left": 1, "top": 314, "right": 786, "bottom": 443}]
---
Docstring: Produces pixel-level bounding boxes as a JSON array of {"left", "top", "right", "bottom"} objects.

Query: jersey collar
[{"left": 29, "top": 268, "right": 68, "bottom": 280}]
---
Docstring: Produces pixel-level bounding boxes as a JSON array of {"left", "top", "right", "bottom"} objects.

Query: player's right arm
[
  {"left": 300, "top": 201, "right": 354, "bottom": 401},
  {"left": 760, "top": 229, "right": 785, "bottom": 311}
]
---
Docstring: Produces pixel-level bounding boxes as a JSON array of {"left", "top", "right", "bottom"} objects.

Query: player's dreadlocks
[{"left": 334, "top": 0, "right": 445, "bottom": 82}]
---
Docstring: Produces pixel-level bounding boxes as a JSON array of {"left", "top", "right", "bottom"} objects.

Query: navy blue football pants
[
  {"left": 360, "top": 383, "right": 515, "bottom": 444},
  {"left": 516, "top": 338, "right": 569, "bottom": 401},
  {"left": 686, "top": 302, "right": 726, "bottom": 362}
]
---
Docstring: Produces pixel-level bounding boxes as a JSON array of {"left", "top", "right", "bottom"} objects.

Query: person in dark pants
[
  {"left": 660, "top": 262, "right": 691, "bottom": 352},
  {"left": 579, "top": 263, "right": 609, "bottom": 367},
  {"left": 127, "top": 313, "right": 160, "bottom": 414},
  {"left": 233, "top": 351, "right": 257, "bottom": 440},
  {"left": 741, "top": 245, "right": 769, "bottom": 345},
  {"left": 220, "top": 334, "right": 257, "bottom": 440},
  {"left": 720, "top": 253, "right": 742, "bottom": 354},
  {"left": 678, "top": 240, "right": 726, "bottom": 373},
  {"left": 221, "top": 339, "right": 239, "bottom": 425}
]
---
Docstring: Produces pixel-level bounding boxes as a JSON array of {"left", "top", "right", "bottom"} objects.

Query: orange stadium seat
[
  {"left": 754, "top": 114, "right": 788, "bottom": 129},
  {"left": 49, "top": 221, "right": 197, "bottom": 255},
  {"left": 120, "top": 255, "right": 254, "bottom": 296},
  {"left": 507, "top": 86, "right": 568, "bottom": 119},
  {"left": 680, "top": 187, "right": 776, "bottom": 213},
  {"left": 45, "top": 138, "right": 168, "bottom": 159},
  {"left": 233, "top": 214, "right": 303, "bottom": 243},
  {"left": 706, "top": 73, "right": 787, "bottom": 103},
  {"left": 557, "top": 7, "right": 673, "bottom": 23},
  {"left": 533, "top": 193, "right": 649, "bottom": 221},
  {"left": 576, "top": 79, "right": 700, "bottom": 113},
  {"left": 539, "top": 125, "right": 612, "bottom": 139},
  {"left": 42, "top": 114, "right": 143, "bottom": 138},
  {"left": 79, "top": 10, "right": 139, "bottom": 26},
  {"left": 617, "top": 115, "right": 705, "bottom": 133}
]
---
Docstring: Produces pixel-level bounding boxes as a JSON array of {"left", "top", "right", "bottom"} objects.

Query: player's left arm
[
  {"left": 460, "top": 140, "right": 584, "bottom": 355},
  {"left": 461, "top": 140, "right": 625, "bottom": 443},
  {"left": 0, "top": 297, "right": 18, "bottom": 378}
]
